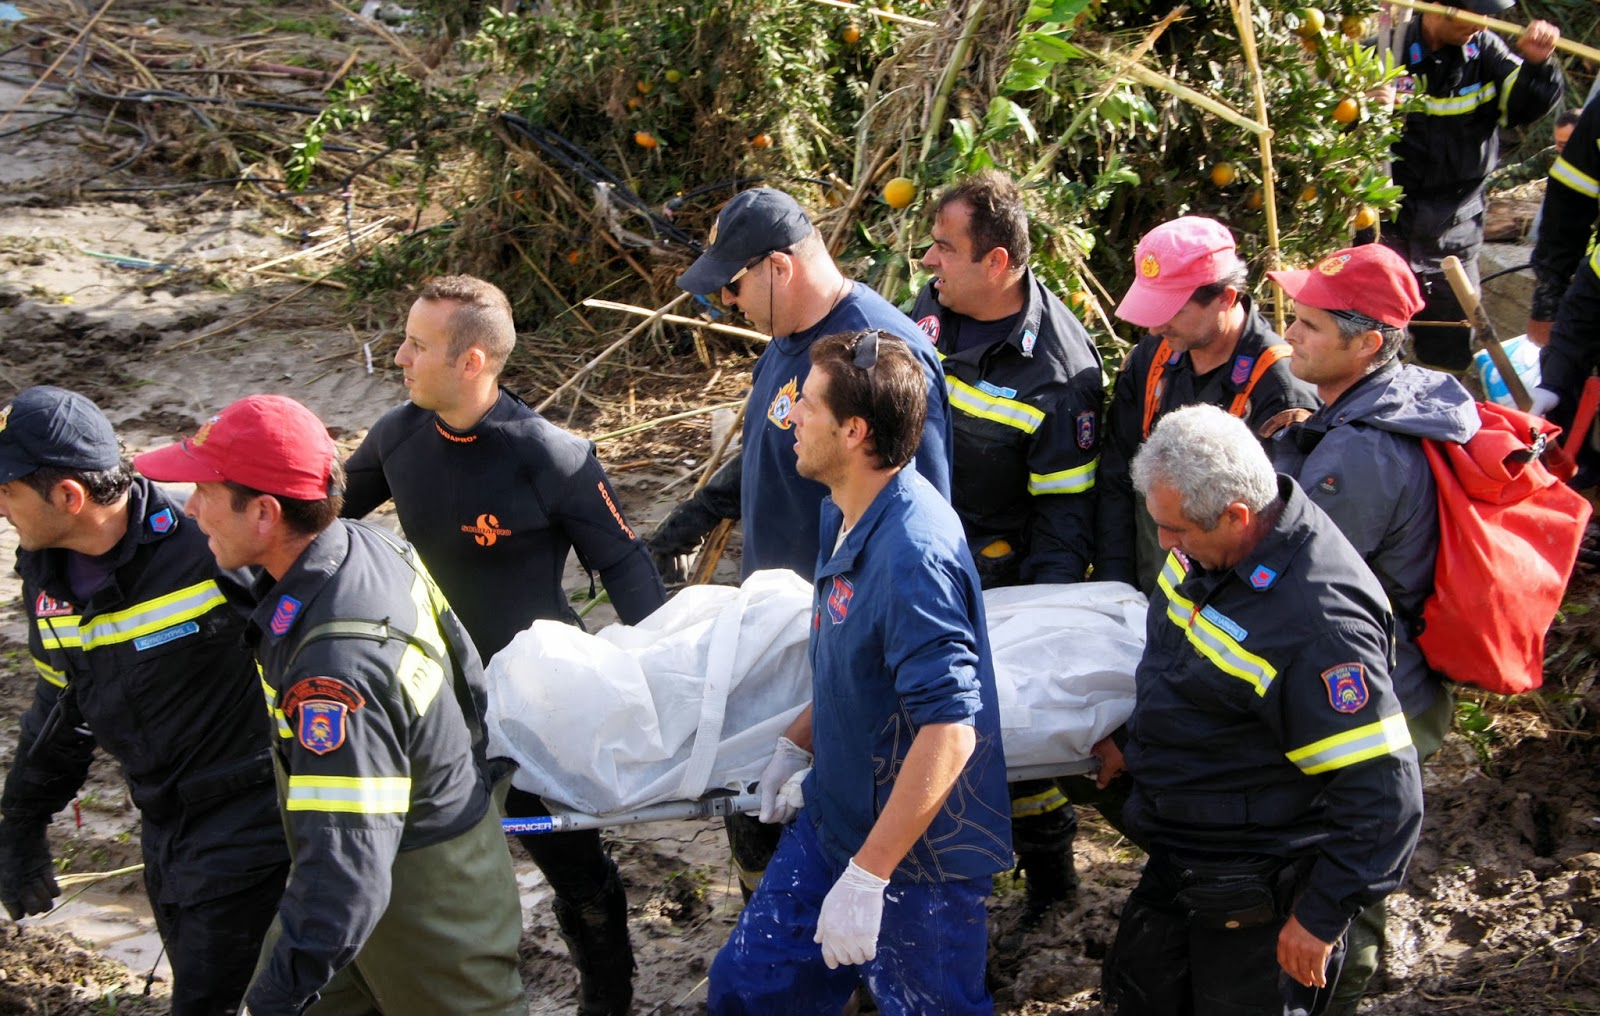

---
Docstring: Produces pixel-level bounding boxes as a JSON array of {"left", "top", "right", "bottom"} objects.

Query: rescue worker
[
  {"left": 342, "top": 274, "right": 662, "bottom": 1015},
  {"left": 1101, "top": 404, "right": 1423, "bottom": 1015},
  {"left": 651, "top": 187, "right": 956, "bottom": 896},
  {"left": 135, "top": 395, "right": 525, "bottom": 1016},
  {"left": 709, "top": 330, "right": 1011, "bottom": 1014},
  {"left": 1378, "top": 0, "right": 1562, "bottom": 369},
  {"left": 1097, "top": 216, "right": 1316, "bottom": 594},
  {"left": 1266, "top": 243, "right": 1479, "bottom": 1015},
  {"left": 0, "top": 386, "right": 288, "bottom": 1016},
  {"left": 909, "top": 169, "right": 1103, "bottom": 922},
  {"left": 1528, "top": 96, "right": 1600, "bottom": 481}
]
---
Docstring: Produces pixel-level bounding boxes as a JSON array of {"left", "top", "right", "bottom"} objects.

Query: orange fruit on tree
[
  {"left": 1068, "top": 290, "right": 1092, "bottom": 311},
  {"left": 1300, "top": 185, "right": 1319, "bottom": 204},
  {"left": 1332, "top": 98, "right": 1359, "bottom": 124},
  {"left": 664, "top": 68, "right": 683, "bottom": 84},
  {"left": 626, "top": 96, "right": 642, "bottom": 111},
  {"left": 1291, "top": 7, "right": 1325, "bottom": 38},
  {"left": 1245, "top": 188, "right": 1264, "bottom": 211},
  {"left": 883, "top": 176, "right": 916, "bottom": 209},
  {"left": 636, "top": 80, "right": 654, "bottom": 95},
  {"left": 634, "top": 131, "right": 658, "bottom": 149},
  {"left": 1353, "top": 205, "right": 1379, "bottom": 230},
  {"left": 752, "top": 133, "right": 773, "bottom": 148},
  {"left": 1210, "top": 162, "right": 1239, "bottom": 188},
  {"left": 842, "top": 23, "right": 862, "bottom": 44},
  {"left": 1340, "top": 14, "right": 1366, "bottom": 39},
  {"left": 566, "top": 250, "right": 583, "bottom": 265}
]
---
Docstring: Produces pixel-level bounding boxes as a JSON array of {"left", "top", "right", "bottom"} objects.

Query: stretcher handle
[{"left": 1441, "top": 255, "right": 1532, "bottom": 413}]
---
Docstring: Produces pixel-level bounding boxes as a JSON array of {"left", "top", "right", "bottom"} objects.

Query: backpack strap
[
  {"left": 283, "top": 619, "right": 447, "bottom": 675},
  {"left": 1227, "top": 344, "right": 1293, "bottom": 419},
  {"left": 1141, "top": 339, "right": 1175, "bottom": 440}
]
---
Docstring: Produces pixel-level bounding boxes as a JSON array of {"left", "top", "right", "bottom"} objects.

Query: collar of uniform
[
  {"left": 248, "top": 519, "right": 351, "bottom": 641},
  {"left": 814, "top": 469, "right": 916, "bottom": 580},
  {"left": 1231, "top": 476, "right": 1316, "bottom": 592},
  {"left": 1217, "top": 297, "right": 1281, "bottom": 394},
  {"left": 1313, "top": 357, "right": 1400, "bottom": 427},
  {"left": 933, "top": 268, "right": 1044, "bottom": 365}
]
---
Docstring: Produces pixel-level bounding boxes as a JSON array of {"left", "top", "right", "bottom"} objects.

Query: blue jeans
[{"left": 708, "top": 815, "right": 993, "bottom": 1016}]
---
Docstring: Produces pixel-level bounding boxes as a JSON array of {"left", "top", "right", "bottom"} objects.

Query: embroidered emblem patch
[
  {"left": 1395, "top": 74, "right": 1416, "bottom": 95},
  {"left": 1463, "top": 42, "right": 1479, "bottom": 60},
  {"left": 915, "top": 314, "right": 940, "bottom": 341},
  {"left": 1076, "top": 411, "right": 1096, "bottom": 450},
  {"left": 1140, "top": 254, "right": 1161, "bottom": 278},
  {"left": 148, "top": 508, "right": 175, "bottom": 534},
  {"left": 269, "top": 595, "right": 302, "bottom": 636},
  {"left": 1317, "top": 254, "right": 1352, "bottom": 277},
  {"left": 1322, "top": 663, "right": 1370, "bottom": 714},
  {"left": 1021, "top": 329, "right": 1038, "bottom": 357},
  {"left": 1231, "top": 355, "right": 1255, "bottom": 386},
  {"left": 1318, "top": 474, "right": 1339, "bottom": 494},
  {"left": 826, "top": 575, "right": 855, "bottom": 624},
  {"left": 298, "top": 702, "right": 348, "bottom": 755},
  {"left": 1165, "top": 348, "right": 1182, "bottom": 366},
  {"left": 34, "top": 591, "right": 74, "bottom": 618},
  {"left": 1248, "top": 564, "right": 1278, "bottom": 590},
  {"left": 1408, "top": 42, "right": 1422, "bottom": 64},
  {"left": 133, "top": 620, "right": 199, "bottom": 652},
  {"left": 282, "top": 676, "right": 367, "bottom": 714},
  {"left": 768, "top": 377, "right": 800, "bottom": 429},
  {"left": 191, "top": 415, "right": 220, "bottom": 447}
]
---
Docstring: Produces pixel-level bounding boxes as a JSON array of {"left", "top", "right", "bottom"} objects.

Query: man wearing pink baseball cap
[
  {"left": 136, "top": 395, "right": 525, "bottom": 1016},
  {"left": 1265, "top": 243, "right": 1478, "bottom": 1016},
  {"left": 1098, "top": 216, "right": 1316, "bottom": 592}
]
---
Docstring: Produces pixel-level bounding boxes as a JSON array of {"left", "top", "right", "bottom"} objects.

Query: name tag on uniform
[
  {"left": 977, "top": 380, "right": 1018, "bottom": 400},
  {"left": 133, "top": 620, "right": 200, "bottom": 652},
  {"left": 1198, "top": 605, "right": 1248, "bottom": 642}
]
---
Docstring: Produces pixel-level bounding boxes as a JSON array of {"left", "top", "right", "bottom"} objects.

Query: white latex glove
[
  {"left": 1530, "top": 386, "right": 1560, "bottom": 420},
  {"left": 814, "top": 859, "right": 889, "bottom": 969},
  {"left": 757, "top": 737, "right": 812, "bottom": 824}
]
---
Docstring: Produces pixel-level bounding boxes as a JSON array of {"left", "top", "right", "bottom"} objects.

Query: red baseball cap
[
  {"left": 1267, "top": 244, "right": 1424, "bottom": 329},
  {"left": 1115, "top": 216, "right": 1239, "bottom": 329},
  {"left": 134, "top": 395, "right": 338, "bottom": 500}
]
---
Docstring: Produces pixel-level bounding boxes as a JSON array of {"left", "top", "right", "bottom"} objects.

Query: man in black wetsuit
[{"left": 342, "top": 274, "right": 665, "bottom": 1016}]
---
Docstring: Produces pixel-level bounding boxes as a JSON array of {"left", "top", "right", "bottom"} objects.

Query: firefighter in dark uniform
[
  {"left": 908, "top": 170, "right": 1103, "bottom": 923},
  {"left": 0, "top": 386, "right": 288, "bottom": 1016},
  {"left": 1099, "top": 404, "right": 1423, "bottom": 1015},
  {"left": 1529, "top": 95, "right": 1600, "bottom": 479},
  {"left": 1098, "top": 216, "right": 1317, "bottom": 594},
  {"left": 1378, "top": 0, "right": 1562, "bottom": 370},
  {"left": 341, "top": 274, "right": 661, "bottom": 1015},
  {"left": 136, "top": 395, "right": 524, "bottom": 1016}
]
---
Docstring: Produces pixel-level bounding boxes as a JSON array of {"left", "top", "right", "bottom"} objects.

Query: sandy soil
[{"left": 1, "top": 10, "right": 1598, "bottom": 1016}]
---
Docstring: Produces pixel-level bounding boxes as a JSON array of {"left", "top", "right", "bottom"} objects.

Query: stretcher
[{"left": 486, "top": 570, "right": 1145, "bottom": 824}]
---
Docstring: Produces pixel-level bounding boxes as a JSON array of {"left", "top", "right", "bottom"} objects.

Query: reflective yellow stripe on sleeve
[
  {"left": 945, "top": 376, "right": 1046, "bottom": 435},
  {"left": 1421, "top": 82, "right": 1497, "bottom": 117},
  {"left": 1029, "top": 458, "right": 1098, "bottom": 495},
  {"left": 35, "top": 615, "right": 83, "bottom": 650},
  {"left": 261, "top": 670, "right": 292, "bottom": 740},
  {"left": 1157, "top": 553, "right": 1279, "bottom": 696},
  {"left": 1286, "top": 712, "right": 1413, "bottom": 775},
  {"left": 33, "top": 658, "right": 66, "bottom": 688},
  {"left": 395, "top": 567, "right": 447, "bottom": 717},
  {"left": 285, "top": 775, "right": 411, "bottom": 814},
  {"left": 1496, "top": 65, "right": 1519, "bottom": 125},
  {"left": 78, "top": 581, "right": 227, "bottom": 650},
  {"left": 1551, "top": 155, "right": 1600, "bottom": 200}
]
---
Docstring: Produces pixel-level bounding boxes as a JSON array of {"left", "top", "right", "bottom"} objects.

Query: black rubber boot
[
  {"left": 552, "top": 866, "right": 636, "bottom": 1016},
  {"left": 1017, "top": 846, "right": 1079, "bottom": 928}
]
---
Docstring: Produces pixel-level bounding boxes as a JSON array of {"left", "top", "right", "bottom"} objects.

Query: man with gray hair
[{"left": 1101, "top": 404, "right": 1422, "bottom": 1015}]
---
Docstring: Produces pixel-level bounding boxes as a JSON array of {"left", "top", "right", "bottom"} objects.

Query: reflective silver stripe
[
  {"left": 945, "top": 377, "right": 1045, "bottom": 435},
  {"left": 1287, "top": 713, "right": 1413, "bottom": 775},
  {"left": 1420, "top": 82, "right": 1497, "bottom": 117},
  {"left": 285, "top": 776, "right": 412, "bottom": 814},
  {"left": 79, "top": 581, "right": 226, "bottom": 650},
  {"left": 1496, "top": 65, "right": 1519, "bottom": 124},
  {"left": 1029, "top": 458, "right": 1097, "bottom": 495},
  {"left": 1550, "top": 155, "right": 1600, "bottom": 200},
  {"left": 261, "top": 674, "right": 291, "bottom": 739},
  {"left": 1184, "top": 612, "right": 1278, "bottom": 696},
  {"left": 34, "top": 658, "right": 66, "bottom": 688},
  {"left": 35, "top": 615, "right": 83, "bottom": 650}
]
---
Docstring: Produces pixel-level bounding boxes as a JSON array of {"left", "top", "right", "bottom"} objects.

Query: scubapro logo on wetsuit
[
  {"left": 462, "top": 513, "right": 513, "bottom": 547},
  {"left": 768, "top": 377, "right": 800, "bottom": 429}
]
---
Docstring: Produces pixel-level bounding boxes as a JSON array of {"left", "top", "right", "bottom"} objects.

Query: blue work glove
[
  {"left": 814, "top": 859, "right": 889, "bottom": 969},
  {"left": 757, "top": 736, "right": 812, "bottom": 824},
  {"left": 0, "top": 819, "right": 59, "bottom": 920}
]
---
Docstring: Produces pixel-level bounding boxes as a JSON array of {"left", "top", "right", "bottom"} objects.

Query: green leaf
[
  {"left": 949, "top": 118, "right": 977, "bottom": 159},
  {"left": 1021, "top": 30, "right": 1083, "bottom": 64},
  {"left": 1024, "top": 0, "right": 1091, "bottom": 25},
  {"left": 1000, "top": 57, "right": 1051, "bottom": 94}
]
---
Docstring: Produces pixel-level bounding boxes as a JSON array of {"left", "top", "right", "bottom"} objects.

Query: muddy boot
[
  {"left": 1017, "top": 847, "right": 1079, "bottom": 928},
  {"left": 552, "top": 866, "right": 636, "bottom": 1016}
]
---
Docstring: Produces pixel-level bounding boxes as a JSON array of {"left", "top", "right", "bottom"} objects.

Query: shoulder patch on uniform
[
  {"left": 1408, "top": 42, "right": 1422, "bottom": 64},
  {"left": 1165, "top": 348, "right": 1183, "bottom": 366},
  {"left": 768, "top": 377, "right": 800, "bottom": 430},
  {"left": 1198, "top": 604, "right": 1249, "bottom": 642},
  {"left": 1230, "top": 355, "right": 1255, "bottom": 387},
  {"left": 916, "top": 314, "right": 940, "bottom": 341},
  {"left": 1317, "top": 474, "right": 1340, "bottom": 495},
  {"left": 282, "top": 676, "right": 367, "bottom": 715},
  {"left": 1258, "top": 407, "right": 1312, "bottom": 438},
  {"left": 297, "top": 701, "right": 349, "bottom": 755},
  {"left": 269, "top": 595, "right": 302, "bottom": 636},
  {"left": 1463, "top": 42, "right": 1479, "bottom": 61},
  {"left": 1322, "top": 663, "right": 1370, "bottom": 714},
  {"left": 826, "top": 575, "right": 855, "bottom": 624},
  {"left": 147, "top": 508, "right": 175, "bottom": 534},
  {"left": 1021, "top": 329, "right": 1037, "bottom": 357},
  {"left": 34, "top": 591, "right": 74, "bottom": 618},
  {"left": 1248, "top": 564, "right": 1278, "bottom": 590},
  {"left": 1076, "top": 410, "right": 1096, "bottom": 450}
]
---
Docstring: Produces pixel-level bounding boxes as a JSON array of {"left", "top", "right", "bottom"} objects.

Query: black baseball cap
[
  {"left": 1461, "top": 0, "right": 1513, "bottom": 13},
  {"left": 0, "top": 386, "right": 121, "bottom": 484},
  {"left": 677, "top": 188, "right": 815, "bottom": 295}
]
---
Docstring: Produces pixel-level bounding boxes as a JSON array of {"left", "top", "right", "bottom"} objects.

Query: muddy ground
[{"left": 1, "top": 6, "right": 1598, "bottom": 1015}]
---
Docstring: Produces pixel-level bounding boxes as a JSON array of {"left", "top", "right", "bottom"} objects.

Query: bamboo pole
[
  {"left": 919, "top": 0, "right": 987, "bottom": 166},
  {"left": 1381, "top": 0, "right": 1600, "bottom": 64},
  {"left": 695, "top": 401, "right": 747, "bottom": 494},
  {"left": 537, "top": 292, "right": 692, "bottom": 412},
  {"left": 1083, "top": 50, "right": 1271, "bottom": 137},
  {"left": 588, "top": 401, "right": 744, "bottom": 443},
  {"left": 582, "top": 300, "right": 772, "bottom": 344},
  {"left": 1229, "top": 0, "right": 1287, "bottom": 334},
  {"left": 802, "top": 0, "right": 936, "bottom": 29}
]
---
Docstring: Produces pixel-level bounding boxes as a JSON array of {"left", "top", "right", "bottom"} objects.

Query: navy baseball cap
[
  {"left": 1461, "top": 0, "right": 1512, "bottom": 13},
  {"left": 0, "top": 386, "right": 121, "bottom": 484},
  {"left": 677, "top": 188, "right": 815, "bottom": 295}
]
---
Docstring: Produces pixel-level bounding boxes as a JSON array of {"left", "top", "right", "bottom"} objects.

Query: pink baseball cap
[
  {"left": 1267, "top": 244, "right": 1424, "bottom": 329},
  {"left": 134, "top": 395, "right": 339, "bottom": 500},
  {"left": 1115, "top": 216, "right": 1239, "bottom": 329}
]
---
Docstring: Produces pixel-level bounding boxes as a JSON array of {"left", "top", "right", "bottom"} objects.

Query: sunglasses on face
[{"left": 722, "top": 253, "right": 773, "bottom": 299}]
